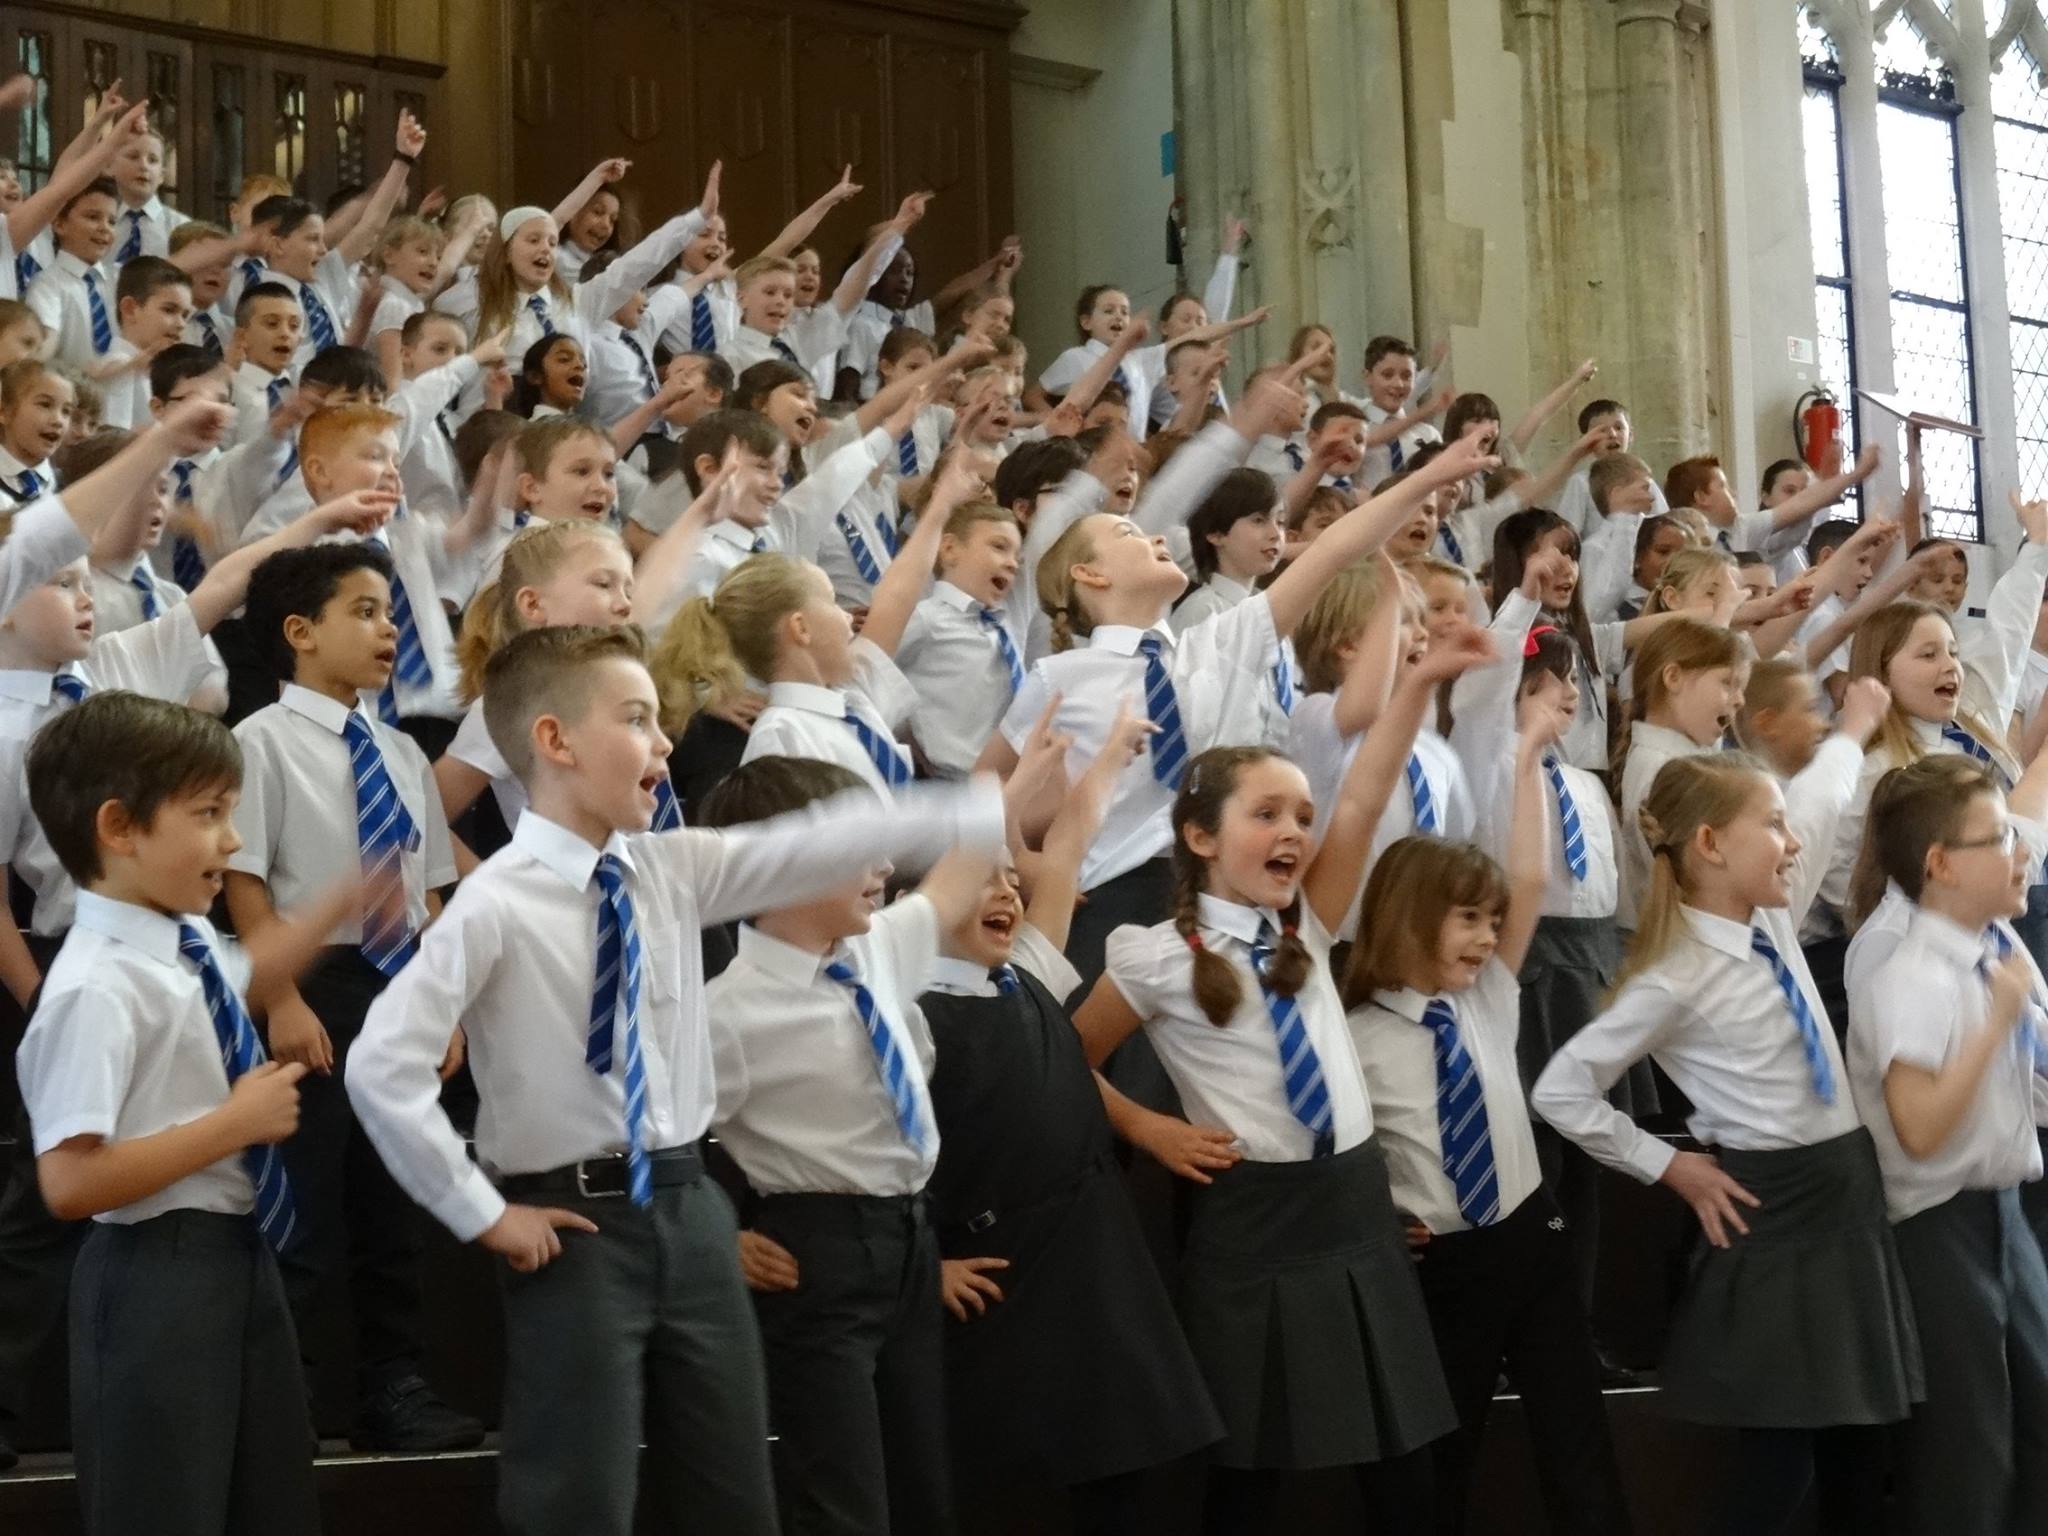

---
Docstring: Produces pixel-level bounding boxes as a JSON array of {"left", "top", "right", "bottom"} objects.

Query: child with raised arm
[{"left": 345, "top": 623, "right": 1006, "bottom": 1536}]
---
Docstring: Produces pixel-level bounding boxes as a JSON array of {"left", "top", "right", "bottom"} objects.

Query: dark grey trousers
[
  {"left": 70, "top": 1209, "right": 318, "bottom": 1536},
  {"left": 1894, "top": 1185, "right": 2048, "bottom": 1536},
  {"left": 750, "top": 1192, "right": 954, "bottom": 1536},
  {"left": 495, "top": 1175, "right": 777, "bottom": 1536}
]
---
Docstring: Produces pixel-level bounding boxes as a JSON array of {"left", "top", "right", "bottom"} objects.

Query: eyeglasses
[{"left": 1945, "top": 825, "right": 2021, "bottom": 856}]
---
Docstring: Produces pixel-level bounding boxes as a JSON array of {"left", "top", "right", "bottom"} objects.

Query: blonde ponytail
[
  {"left": 1036, "top": 516, "right": 1104, "bottom": 653},
  {"left": 648, "top": 553, "right": 815, "bottom": 735},
  {"left": 454, "top": 521, "right": 622, "bottom": 703}
]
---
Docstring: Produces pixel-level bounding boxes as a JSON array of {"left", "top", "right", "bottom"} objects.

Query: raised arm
[
  {"left": 1497, "top": 717, "right": 1558, "bottom": 974},
  {"left": 1027, "top": 706, "right": 1149, "bottom": 952},
  {"left": 549, "top": 157, "right": 630, "bottom": 232},
  {"left": 827, "top": 193, "right": 928, "bottom": 320},
  {"left": 333, "top": 110, "right": 426, "bottom": 269},
  {"left": 1330, "top": 553, "right": 1402, "bottom": 738},
  {"left": 185, "top": 490, "right": 397, "bottom": 633},
  {"left": 852, "top": 333, "right": 990, "bottom": 437},
  {"left": 1509, "top": 358, "right": 1598, "bottom": 455},
  {"left": 8, "top": 93, "right": 145, "bottom": 256},
  {"left": 754, "top": 164, "right": 863, "bottom": 264},
  {"left": 862, "top": 441, "right": 969, "bottom": 656}
]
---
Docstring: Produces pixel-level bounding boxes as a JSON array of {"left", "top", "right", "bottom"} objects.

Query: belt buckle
[
  {"left": 574, "top": 1154, "right": 629, "bottom": 1199},
  {"left": 967, "top": 1209, "right": 996, "bottom": 1233}
]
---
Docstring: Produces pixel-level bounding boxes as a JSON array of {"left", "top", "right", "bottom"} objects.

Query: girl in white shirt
[
  {"left": 1342, "top": 703, "right": 1629, "bottom": 1536},
  {"left": 1171, "top": 467, "right": 1284, "bottom": 630},
  {"left": 1845, "top": 755, "right": 2048, "bottom": 1536},
  {"left": 1071, "top": 631, "right": 1489, "bottom": 1531},
  {"left": 1531, "top": 752, "right": 1922, "bottom": 1536}
]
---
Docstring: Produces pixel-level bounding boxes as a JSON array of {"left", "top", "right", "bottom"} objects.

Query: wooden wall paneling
[
  {"left": 790, "top": 7, "right": 887, "bottom": 270},
  {"left": 690, "top": 2, "right": 791, "bottom": 255},
  {"left": 509, "top": 0, "right": 585, "bottom": 216},
  {"left": 888, "top": 29, "right": 992, "bottom": 294},
  {"left": 587, "top": 0, "right": 686, "bottom": 231}
]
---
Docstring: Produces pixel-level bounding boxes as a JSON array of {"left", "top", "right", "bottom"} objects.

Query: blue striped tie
[
  {"left": 170, "top": 462, "right": 206, "bottom": 590},
  {"left": 689, "top": 291, "right": 715, "bottom": 351},
  {"left": 1389, "top": 437, "right": 1405, "bottom": 473},
  {"left": 589, "top": 854, "right": 652, "bottom": 1206},
  {"left": 824, "top": 957, "right": 930, "bottom": 1152},
  {"left": 526, "top": 293, "right": 555, "bottom": 338},
  {"left": 845, "top": 709, "right": 911, "bottom": 788},
  {"left": 12, "top": 468, "right": 41, "bottom": 501},
  {"left": 1111, "top": 364, "right": 1132, "bottom": 398},
  {"left": 1250, "top": 923, "right": 1334, "bottom": 1156},
  {"left": 1136, "top": 633, "right": 1187, "bottom": 788},
  {"left": 128, "top": 566, "right": 160, "bottom": 620},
  {"left": 1271, "top": 647, "right": 1296, "bottom": 716},
  {"left": 300, "top": 283, "right": 336, "bottom": 351},
  {"left": 118, "top": 209, "right": 144, "bottom": 264},
  {"left": 197, "top": 313, "right": 224, "bottom": 359},
  {"left": 376, "top": 546, "right": 433, "bottom": 723},
  {"left": 769, "top": 336, "right": 798, "bottom": 365},
  {"left": 836, "top": 511, "right": 884, "bottom": 584},
  {"left": 978, "top": 607, "right": 1024, "bottom": 696},
  {"left": 239, "top": 257, "right": 263, "bottom": 291},
  {"left": 1546, "top": 754, "right": 1588, "bottom": 882},
  {"left": 343, "top": 711, "right": 422, "bottom": 977},
  {"left": 84, "top": 268, "right": 111, "bottom": 354},
  {"left": 1406, "top": 752, "right": 1440, "bottom": 834},
  {"left": 897, "top": 429, "right": 918, "bottom": 477},
  {"left": 650, "top": 775, "right": 683, "bottom": 831},
  {"left": 994, "top": 965, "right": 1019, "bottom": 994},
  {"left": 1941, "top": 721, "right": 2010, "bottom": 786},
  {"left": 1284, "top": 441, "right": 1305, "bottom": 472},
  {"left": 1749, "top": 927, "right": 1836, "bottom": 1104},
  {"left": 13, "top": 249, "right": 38, "bottom": 293},
  {"left": 1983, "top": 926, "right": 2048, "bottom": 1073},
  {"left": 177, "top": 923, "right": 298, "bottom": 1250},
  {"left": 51, "top": 673, "right": 89, "bottom": 705},
  {"left": 621, "top": 333, "right": 658, "bottom": 397},
  {"left": 1440, "top": 523, "right": 1465, "bottom": 567},
  {"left": 1420, "top": 997, "right": 1500, "bottom": 1225},
  {"left": 875, "top": 511, "right": 899, "bottom": 558}
]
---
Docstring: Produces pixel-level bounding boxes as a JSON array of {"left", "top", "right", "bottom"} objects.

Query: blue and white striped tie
[
  {"left": 845, "top": 709, "right": 912, "bottom": 788},
  {"left": 1250, "top": 923, "right": 1334, "bottom": 1156},
  {"left": 12, "top": 467, "right": 41, "bottom": 502},
  {"left": 343, "top": 711, "right": 422, "bottom": 977},
  {"left": 118, "top": 209, "right": 145, "bottom": 264},
  {"left": 1420, "top": 997, "right": 1500, "bottom": 1225},
  {"left": 1546, "top": 754, "right": 1588, "bottom": 882},
  {"left": 994, "top": 965, "right": 1020, "bottom": 994},
  {"left": 1750, "top": 927, "right": 1836, "bottom": 1104},
  {"left": 196, "top": 312, "right": 224, "bottom": 358},
  {"left": 1389, "top": 437, "right": 1405, "bottom": 473},
  {"left": 1137, "top": 632, "right": 1187, "bottom": 788},
  {"left": 897, "top": 429, "right": 919, "bottom": 478},
  {"left": 375, "top": 545, "right": 434, "bottom": 724},
  {"left": 825, "top": 957, "right": 930, "bottom": 1152},
  {"left": 875, "top": 511, "right": 899, "bottom": 558},
  {"left": 1440, "top": 523, "right": 1466, "bottom": 567},
  {"left": 84, "top": 268, "right": 112, "bottom": 354},
  {"left": 13, "top": 248, "right": 38, "bottom": 293},
  {"left": 769, "top": 336, "right": 799, "bottom": 365},
  {"left": 239, "top": 257, "right": 263, "bottom": 292},
  {"left": 300, "top": 283, "right": 336, "bottom": 351},
  {"left": 1284, "top": 441, "right": 1305, "bottom": 473},
  {"left": 836, "top": 511, "right": 885, "bottom": 584},
  {"left": 1406, "top": 752, "right": 1440, "bottom": 834},
  {"left": 1983, "top": 926, "right": 2048, "bottom": 1074},
  {"left": 128, "top": 566, "right": 160, "bottom": 620},
  {"left": 51, "top": 673, "right": 89, "bottom": 705},
  {"left": 650, "top": 775, "right": 683, "bottom": 831},
  {"left": 170, "top": 462, "right": 206, "bottom": 590},
  {"left": 1942, "top": 721, "right": 2011, "bottom": 787},
  {"left": 526, "top": 293, "right": 555, "bottom": 338},
  {"left": 1271, "top": 647, "right": 1296, "bottom": 716},
  {"left": 178, "top": 923, "right": 298, "bottom": 1250},
  {"left": 621, "top": 332, "right": 658, "bottom": 397},
  {"left": 978, "top": 607, "right": 1024, "bottom": 696},
  {"left": 689, "top": 291, "right": 715, "bottom": 352},
  {"left": 589, "top": 854, "right": 652, "bottom": 1206}
]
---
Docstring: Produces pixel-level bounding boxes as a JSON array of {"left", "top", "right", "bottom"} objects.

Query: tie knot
[
  {"left": 342, "top": 708, "right": 375, "bottom": 744},
  {"left": 823, "top": 957, "right": 859, "bottom": 990},
  {"left": 1421, "top": 997, "right": 1458, "bottom": 1035},
  {"left": 594, "top": 852, "right": 628, "bottom": 894},
  {"left": 177, "top": 922, "right": 211, "bottom": 966},
  {"left": 1749, "top": 927, "right": 1778, "bottom": 962},
  {"left": 52, "top": 673, "right": 89, "bottom": 705},
  {"left": 1137, "top": 633, "right": 1165, "bottom": 661}
]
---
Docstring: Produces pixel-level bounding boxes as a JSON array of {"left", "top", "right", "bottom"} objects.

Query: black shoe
[
  {"left": 0, "top": 1430, "right": 17, "bottom": 1473},
  {"left": 349, "top": 1374, "right": 485, "bottom": 1454},
  {"left": 1597, "top": 1349, "right": 1646, "bottom": 1390}
]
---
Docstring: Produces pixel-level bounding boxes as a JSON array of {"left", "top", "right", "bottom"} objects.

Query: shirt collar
[
  {"left": 1907, "top": 904, "right": 1993, "bottom": 966},
  {"left": 1370, "top": 985, "right": 1441, "bottom": 1025},
  {"left": 0, "top": 444, "right": 32, "bottom": 480},
  {"left": 124, "top": 196, "right": 164, "bottom": 223},
  {"left": 261, "top": 269, "right": 304, "bottom": 297},
  {"left": 1910, "top": 716, "right": 1947, "bottom": 749},
  {"left": 379, "top": 274, "right": 415, "bottom": 303},
  {"left": 1633, "top": 720, "right": 1707, "bottom": 757},
  {"left": 279, "top": 682, "right": 361, "bottom": 735},
  {"left": 55, "top": 250, "right": 101, "bottom": 281},
  {"left": 929, "top": 954, "right": 999, "bottom": 996},
  {"left": 72, "top": 889, "right": 186, "bottom": 966},
  {"left": 514, "top": 811, "right": 632, "bottom": 891},
  {"left": 931, "top": 580, "right": 981, "bottom": 615},
  {"left": 765, "top": 680, "right": 848, "bottom": 719},
  {"left": 1681, "top": 904, "right": 1757, "bottom": 961},
  {"left": 1203, "top": 574, "right": 1252, "bottom": 606},
  {"left": 712, "top": 519, "right": 762, "bottom": 551},
  {"left": 1087, "top": 622, "right": 1173, "bottom": 657},
  {"left": 0, "top": 669, "right": 58, "bottom": 705},
  {"left": 736, "top": 920, "right": 831, "bottom": 984},
  {"left": 1195, "top": 892, "right": 1282, "bottom": 946}
]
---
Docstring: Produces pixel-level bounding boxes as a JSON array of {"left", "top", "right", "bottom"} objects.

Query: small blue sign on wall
[{"left": 1160, "top": 130, "right": 1176, "bottom": 178}]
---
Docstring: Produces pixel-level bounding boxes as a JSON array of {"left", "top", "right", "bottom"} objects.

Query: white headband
[{"left": 498, "top": 205, "right": 553, "bottom": 242}]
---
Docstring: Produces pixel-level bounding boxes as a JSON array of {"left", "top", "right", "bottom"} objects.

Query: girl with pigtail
[
  {"left": 1070, "top": 613, "right": 1496, "bottom": 1535},
  {"left": 1531, "top": 746, "right": 1920, "bottom": 1536}
]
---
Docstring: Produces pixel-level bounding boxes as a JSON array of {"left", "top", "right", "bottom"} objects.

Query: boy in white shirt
[
  {"left": 1356, "top": 335, "right": 1447, "bottom": 487},
  {"left": 228, "top": 282, "right": 303, "bottom": 446},
  {"left": 169, "top": 220, "right": 235, "bottom": 359},
  {"left": 346, "top": 623, "right": 1005, "bottom": 1536},
  {"left": 23, "top": 177, "right": 119, "bottom": 369},
  {"left": 106, "top": 126, "right": 187, "bottom": 264},
  {"left": 96, "top": 256, "right": 192, "bottom": 431}
]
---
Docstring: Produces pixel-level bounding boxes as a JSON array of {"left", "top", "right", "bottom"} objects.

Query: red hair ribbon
[
  {"left": 1523, "top": 623, "right": 1559, "bottom": 659},
  {"left": 1185, "top": 931, "right": 1204, "bottom": 952}
]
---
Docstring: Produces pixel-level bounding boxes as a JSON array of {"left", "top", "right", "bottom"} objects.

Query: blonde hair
[
  {"left": 476, "top": 224, "right": 571, "bottom": 339},
  {"left": 733, "top": 254, "right": 797, "bottom": 289},
  {"left": 456, "top": 520, "right": 623, "bottom": 702},
  {"left": 1617, "top": 616, "right": 1744, "bottom": 773},
  {"left": 1343, "top": 836, "right": 1508, "bottom": 1006},
  {"left": 1036, "top": 516, "right": 1104, "bottom": 653},
  {"left": 1734, "top": 656, "right": 1814, "bottom": 750},
  {"left": 1615, "top": 752, "right": 1775, "bottom": 994},
  {"left": 168, "top": 220, "right": 230, "bottom": 257},
  {"left": 650, "top": 553, "right": 815, "bottom": 734},
  {"left": 1646, "top": 546, "right": 1737, "bottom": 616},
  {"left": 1663, "top": 505, "right": 1713, "bottom": 548},
  {"left": 481, "top": 624, "right": 647, "bottom": 782},
  {"left": 373, "top": 215, "right": 444, "bottom": 272},
  {"left": 1848, "top": 599, "right": 2012, "bottom": 775},
  {"left": 1293, "top": 559, "right": 1389, "bottom": 695},
  {"left": 513, "top": 414, "right": 612, "bottom": 485}
]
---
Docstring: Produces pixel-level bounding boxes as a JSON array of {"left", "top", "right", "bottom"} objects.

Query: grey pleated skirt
[
  {"left": 1517, "top": 915, "right": 1660, "bottom": 1118},
  {"left": 1659, "top": 1128, "right": 1924, "bottom": 1428},
  {"left": 1177, "top": 1138, "right": 1456, "bottom": 1470}
]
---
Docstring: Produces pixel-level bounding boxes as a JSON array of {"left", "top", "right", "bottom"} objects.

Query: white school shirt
[
  {"left": 1106, "top": 895, "right": 1374, "bottom": 1163},
  {"left": 1579, "top": 510, "right": 1645, "bottom": 626},
  {"left": 1852, "top": 906, "right": 2044, "bottom": 1221},
  {"left": 231, "top": 360, "right": 290, "bottom": 450},
  {"left": 1618, "top": 721, "right": 1716, "bottom": 929},
  {"left": 184, "top": 305, "right": 230, "bottom": 359},
  {"left": 842, "top": 295, "right": 937, "bottom": 397},
  {"left": 17, "top": 893, "right": 254, "bottom": 1222},
  {"left": 634, "top": 422, "right": 888, "bottom": 574},
  {"left": 0, "top": 491, "right": 89, "bottom": 614},
  {"left": 1440, "top": 488, "right": 1525, "bottom": 578},
  {"left": 259, "top": 253, "right": 357, "bottom": 372},
  {"left": 1172, "top": 572, "right": 1254, "bottom": 631},
  {"left": 90, "top": 552, "right": 228, "bottom": 699},
  {"left": 2019, "top": 648, "right": 2048, "bottom": 741},
  {"left": 1245, "top": 434, "right": 1306, "bottom": 481},
  {"left": 927, "top": 922, "right": 1080, "bottom": 1003},
  {"left": 1476, "top": 586, "right": 1621, "bottom": 775},
  {"left": 373, "top": 513, "right": 464, "bottom": 720},
  {"left": 445, "top": 698, "right": 526, "bottom": 830},
  {"left": 740, "top": 640, "right": 919, "bottom": 797},
  {"left": 397, "top": 356, "right": 485, "bottom": 527},
  {"left": 883, "top": 403, "right": 955, "bottom": 490},
  {"left": 26, "top": 251, "right": 114, "bottom": 368},
  {"left": 1359, "top": 402, "right": 1440, "bottom": 489},
  {"left": 584, "top": 317, "right": 664, "bottom": 434},
  {"left": 653, "top": 271, "right": 739, "bottom": 361},
  {"left": 1040, "top": 339, "right": 1156, "bottom": 439},
  {"left": 1000, "top": 602, "right": 1286, "bottom": 891},
  {"left": 720, "top": 308, "right": 851, "bottom": 377},
  {"left": 897, "top": 581, "right": 1025, "bottom": 779},
  {"left": 0, "top": 444, "right": 52, "bottom": 507},
  {"left": 708, "top": 898, "right": 943, "bottom": 1196},
  {"left": 808, "top": 422, "right": 911, "bottom": 611},
  {"left": 367, "top": 274, "right": 423, "bottom": 348},
  {"left": 94, "top": 338, "right": 149, "bottom": 431},
  {"left": 1350, "top": 959, "right": 1543, "bottom": 1233},
  {"left": 228, "top": 686, "right": 456, "bottom": 943},
  {"left": 1555, "top": 464, "right": 1669, "bottom": 537},
  {"left": 0, "top": 607, "right": 215, "bottom": 937},
  {"left": 347, "top": 783, "right": 1003, "bottom": 1240},
  {"left": 111, "top": 196, "right": 188, "bottom": 263}
]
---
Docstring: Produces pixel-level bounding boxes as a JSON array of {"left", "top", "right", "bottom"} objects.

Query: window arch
[{"left": 1994, "top": 28, "right": 2048, "bottom": 496}]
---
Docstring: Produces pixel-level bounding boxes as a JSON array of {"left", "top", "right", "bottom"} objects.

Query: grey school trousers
[
  {"left": 495, "top": 1175, "right": 778, "bottom": 1536},
  {"left": 70, "top": 1209, "right": 319, "bottom": 1536}
]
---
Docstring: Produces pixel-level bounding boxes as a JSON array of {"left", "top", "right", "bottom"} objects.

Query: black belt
[
  {"left": 938, "top": 1149, "right": 1118, "bottom": 1241},
  {"left": 497, "top": 1144, "right": 704, "bottom": 1201}
]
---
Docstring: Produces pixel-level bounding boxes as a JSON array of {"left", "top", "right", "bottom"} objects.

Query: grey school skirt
[
  {"left": 1517, "top": 915, "right": 1660, "bottom": 1118},
  {"left": 1659, "top": 1128, "right": 1924, "bottom": 1428},
  {"left": 1178, "top": 1138, "right": 1456, "bottom": 1470}
]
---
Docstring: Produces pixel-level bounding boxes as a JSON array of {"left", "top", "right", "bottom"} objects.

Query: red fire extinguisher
[{"left": 1794, "top": 387, "right": 1843, "bottom": 475}]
